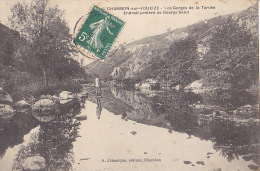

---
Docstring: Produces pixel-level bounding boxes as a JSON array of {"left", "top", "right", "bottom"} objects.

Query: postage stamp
[{"left": 73, "top": 6, "right": 125, "bottom": 59}]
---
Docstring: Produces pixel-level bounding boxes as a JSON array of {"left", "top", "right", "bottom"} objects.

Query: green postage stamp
[{"left": 73, "top": 6, "right": 125, "bottom": 59}]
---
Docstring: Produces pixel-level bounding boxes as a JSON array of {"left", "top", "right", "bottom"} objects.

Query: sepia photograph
[{"left": 0, "top": 0, "right": 259, "bottom": 170}]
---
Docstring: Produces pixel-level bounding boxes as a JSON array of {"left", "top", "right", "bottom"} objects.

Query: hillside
[
  {"left": 0, "top": 23, "right": 30, "bottom": 82},
  {"left": 85, "top": 3, "right": 258, "bottom": 90}
]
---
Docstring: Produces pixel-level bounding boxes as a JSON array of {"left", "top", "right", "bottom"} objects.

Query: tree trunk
[{"left": 43, "top": 63, "right": 48, "bottom": 86}]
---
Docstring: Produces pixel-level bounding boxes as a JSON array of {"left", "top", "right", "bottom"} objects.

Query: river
[{"left": 0, "top": 86, "right": 259, "bottom": 171}]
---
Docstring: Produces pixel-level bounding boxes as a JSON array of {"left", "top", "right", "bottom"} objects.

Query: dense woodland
[{"left": 0, "top": 0, "right": 86, "bottom": 101}]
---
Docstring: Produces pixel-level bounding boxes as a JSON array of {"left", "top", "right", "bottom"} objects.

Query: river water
[{"left": 0, "top": 86, "right": 259, "bottom": 171}]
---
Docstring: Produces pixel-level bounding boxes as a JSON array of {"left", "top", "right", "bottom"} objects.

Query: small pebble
[
  {"left": 130, "top": 131, "right": 137, "bottom": 135},
  {"left": 196, "top": 161, "right": 205, "bottom": 165},
  {"left": 184, "top": 161, "right": 192, "bottom": 164}
]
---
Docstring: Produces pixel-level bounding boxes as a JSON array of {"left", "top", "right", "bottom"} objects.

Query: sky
[{"left": 0, "top": 0, "right": 257, "bottom": 64}]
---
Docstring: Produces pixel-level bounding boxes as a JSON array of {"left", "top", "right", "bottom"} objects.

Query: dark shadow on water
[
  {"left": 11, "top": 98, "right": 83, "bottom": 171},
  {"left": 96, "top": 97, "right": 102, "bottom": 119},
  {"left": 0, "top": 112, "right": 39, "bottom": 159},
  {"left": 1, "top": 87, "right": 259, "bottom": 169},
  {"left": 91, "top": 87, "right": 259, "bottom": 165}
]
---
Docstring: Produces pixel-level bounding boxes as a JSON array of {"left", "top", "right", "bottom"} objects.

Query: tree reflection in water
[
  {"left": 96, "top": 97, "right": 102, "bottom": 119},
  {"left": 12, "top": 99, "right": 82, "bottom": 171},
  {"left": 98, "top": 87, "right": 259, "bottom": 165},
  {"left": 211, "top": 119, "right": 259, "bottom": 164}
]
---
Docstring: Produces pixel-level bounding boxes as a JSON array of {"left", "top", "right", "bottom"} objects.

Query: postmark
[{"left": 73, "top": 6, "right": 125, "bottom": 59}]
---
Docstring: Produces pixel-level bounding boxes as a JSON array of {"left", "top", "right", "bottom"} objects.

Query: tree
[
  {"left": 161, "top": 37, "right": 199, "bottom": 89},
  {"left": 202, "top": 18, "right": 259, "bottom": 90},
  {"left": 9, "top": 0, "right": 75, "bottom": 86}
]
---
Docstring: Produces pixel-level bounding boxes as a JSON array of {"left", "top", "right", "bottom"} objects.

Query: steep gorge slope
[{"left": 85, "top": 3, "right": 258, "bottom": 85}]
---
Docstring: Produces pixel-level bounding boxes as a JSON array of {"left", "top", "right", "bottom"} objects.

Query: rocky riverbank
[{"left": 0, "top": 87, "right": 89, "bottom": 122}]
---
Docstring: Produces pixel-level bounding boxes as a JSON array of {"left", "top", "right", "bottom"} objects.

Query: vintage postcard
[{"left": 0, "top": 0, "right": 259, "bottom": 171}]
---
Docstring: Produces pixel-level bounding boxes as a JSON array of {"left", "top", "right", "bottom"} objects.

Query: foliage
[
  {"left": 9, "top": 79, "right": 82, "bottom": 102},
  {"left": 8, "top": 0, "right": 82, "bottom": 86},
  {"left": 12, "top": 101, "right": 81, "bottom": 170},
  {"left": 156, "top": 37, "right": 199, "bottom": 88},
  {"left": 201, "top": 18, "right": 259, "bottom": 90}
]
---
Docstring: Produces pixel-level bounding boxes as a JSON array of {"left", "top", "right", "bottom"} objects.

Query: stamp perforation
[{"left": 73, "top": 5, "right": 125, "bottom": 60}]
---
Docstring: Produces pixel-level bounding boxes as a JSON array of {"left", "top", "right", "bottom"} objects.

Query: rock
[
  {"left": 39, "top": 94, "right": 52, "bottom": 99},
  {"left": 0, "top": 104, "right": 14, "bottom": 119},
  {"left": 248, "top": 164, "right": 259, "bottom": 170},
  {"left": 22, "top": 156, "right": 46, "bottom": 171},
  {"left": 15, "top": 100, "right": 31, "bottom": 113},
  {"left": 59, "top": 91, "right": 74, "bottom": 100},
  {"left": 214, "top": 111, "right": 221, "bottom": 116},
  {"left": 111, "top": 67, "right": 121, "bottom": 78},
  {"left": 196, "top": 161, "right": 205, "bottom": 165},
  {"left": 183, "top": 161, "right": 192, "bottom": 164},
  {"left": 130, "top": 131, "right": 137, "bottom": 135},
  {"left": 185, "top": 80, "right": 203, "bottom": 90},
  {"left": 39, "top": 94, "right": 59, "bottom": 102},
  {"left": 0, "top": 89, "right": 13, "bottom": 105},
  {"left": 74, "top": 115, "right": 87, "bottom": 121},
  {"left": 233, "top": 110, "right": 238, "bottom": 114},
  {"left": 50, "top": 95, "right": 59, "bottom": 102},
  {"left": 77, "top": 92, "right": 88, "bottom": 98},
  {"left": 213, "top": 110, "right": 227, "bottom": 116},
  {"left": 135, "top": 83, "right": 141, "bottom": 89},
  {"left": 24, "top": 94, "right": 36, "bottom": 105},
  {"left": 235, "top": 104, "right": 258, "bottom": 118},
  {"left": 32, "top": 99, "right": 56, "bottom": 115},
  {"left": 32, "top": 114, "right": 56, "bottom": 122},
  {"left": 175, "top": 84, "right": 180, "bottom": 90},
  {"left": 140, "top": 83, "right": 151, "bottom": 90},
  {"left": 242, "top": 104, "right": 252, "bottom": 108},
  {"left": 209, "top": 168, "right": 221, "bottom": 171},
  {"left": 16, "top": 100, "right": 31, "bottom": 107},
  {"left": 59, "top": 91, "right": 74, "bottom": 104}
]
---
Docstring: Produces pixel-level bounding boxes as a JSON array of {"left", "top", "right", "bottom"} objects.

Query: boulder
[
  {"left": 59, "top": 91, "right": 74, "bottom": 100},
  {"left": 213, "top": 110, "right": 227, "bottom": 116},
  {"left": 175, "top": 84, "right": 180, "bottom": 90},
  {"left": 0, "top": 89, "right": 13, "bottom": 105},
  {"left": 39, "top": 94, "right": 52, "bottom": 99},
  {"left": 39, "top": 94, "right": 59, "bottom": 102},
  {"left": 23, "top": 94, "right": 36, "bottom": 105},
  {"left": 15, "top": 100, "right": 31, "bottom": 113},
  {"left": 50, "top": 95, "right": 59, "bottom": 101},
  {"left": 22, "top": 156, "right": 46, "bottom": 171},
  {"left": 32, "top": 99, "right": 56, "bottom": 115},
  {"left": 135, "top": 83, "right": 141, "bottom": 89},
  {"left": 32, "top": 113, "right": 56, "bottom": 122},
  {"left": 140, "top": 83, "right": 151, "bottom": 90},
  {"left": 76, "top": 92, "right": 88, "bottom": 99},
  {"left": 59, "top": 91, "right": 74, "bottom": 104},
  {"left": 0, "top": 104, "right": 15, "bottom": 119},
  {"left": 234, "top": 104, "right": 258, "bottom": 118},
  {"left": 241, "top": 104, "right": 252, "bottom": 108},
  {"left": 185, "top": 80, "right": 203, "bottom": 90}
]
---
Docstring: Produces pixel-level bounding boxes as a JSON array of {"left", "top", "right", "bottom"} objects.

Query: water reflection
[
  {"left": 96, "top": 97, "right": 102, "bottom": 119},
  {"left": 0, "top": 87, "right": 259, "bottom": 170},
  {"left": 0, "top": 113, "right": 38, "bottom": 159},
  {"left": 92, "top": 87, "right": 259, "bottom": 166},
  {"left": 12, "top": 99, "right": 82, "bottom": 171}
]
